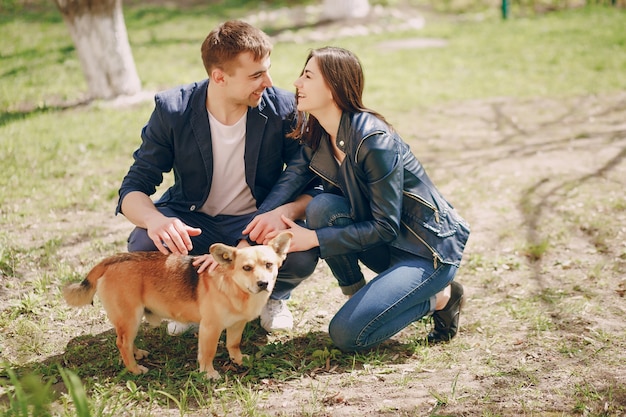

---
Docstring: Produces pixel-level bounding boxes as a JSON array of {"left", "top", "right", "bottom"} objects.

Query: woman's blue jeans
[{"left": 306, "top": 193, "right": 458, "bottom": 351}]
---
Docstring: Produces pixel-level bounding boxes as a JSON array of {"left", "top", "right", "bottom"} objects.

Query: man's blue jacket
[{"left": 117, "top": 79, "right": 315, "bottom": 216}]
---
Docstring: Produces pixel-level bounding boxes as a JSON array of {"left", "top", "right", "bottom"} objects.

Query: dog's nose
[{"left": 257, "top": 280, "right": 269, "bottom": 291}]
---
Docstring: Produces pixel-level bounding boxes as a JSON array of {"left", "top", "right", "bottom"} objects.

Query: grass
[
  {"left": 1, "top": 4, "right": 624, "bottom": 225},
  {"left": 1, "top": 1, "right": 626, "bottom": 416}
]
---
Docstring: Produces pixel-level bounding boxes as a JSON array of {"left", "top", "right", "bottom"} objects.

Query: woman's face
[{"left": 293, "top": 56, "right": 334, "bottom": 116}]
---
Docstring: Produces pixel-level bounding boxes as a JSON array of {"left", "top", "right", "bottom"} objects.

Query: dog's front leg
[
  {"left": 225, "top": 320, "right": 248, "bottom": 365},
  {"left": 197, "top": 321, "right": 222, "bottom": 380}
]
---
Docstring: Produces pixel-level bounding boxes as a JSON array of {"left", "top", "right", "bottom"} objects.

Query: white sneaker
[
  {"left": 260, "top": 299, "right": 294, "bottom": 332},
  {"left": 167, "top": 321, "right": 199, "bottom": 336}
]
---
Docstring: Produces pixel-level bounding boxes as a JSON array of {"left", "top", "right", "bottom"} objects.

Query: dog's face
[{"left": 210, "top": 232, "right": 292, "bottom": 295}]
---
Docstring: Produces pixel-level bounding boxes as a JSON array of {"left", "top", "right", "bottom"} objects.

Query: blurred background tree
[{"left": 52, "top": 0, "right": 141, "bottom": 100}]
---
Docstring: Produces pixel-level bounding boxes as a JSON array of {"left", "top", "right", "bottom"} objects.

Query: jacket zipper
[
  {"left": 310, "top": 165, "right": 341, "bottom": 189},
  {"left": 403, "top": 191, "right": 440, "bottom": 223},
  {"left": 354, "top": 131, "right": 385, "bottom": 164},
  {"left": 402, "top": 193, "right": 443, "bottom": 267},
  {"left": 401, "top": 219, "right": 442, "bottom": 268}
]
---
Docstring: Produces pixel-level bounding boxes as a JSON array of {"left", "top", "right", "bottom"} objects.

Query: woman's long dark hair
[{"left": 288, "top": 47, "right": 389, "bottom": 150}]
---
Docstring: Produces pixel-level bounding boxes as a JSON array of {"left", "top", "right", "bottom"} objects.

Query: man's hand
[
  {"left": 243, "top": 208, "right": 289, "bottom": 244},
  {"left": 264, "top": 215, "right": 319, "bottom": 252},
  {"left": 120, "top": 191, "right": 201, "bottom": 255},
  {"left": 243, "top": 194, "right": 312, "bottom": 244},
  {"left": 194, "top": 239, "right": 250, "bottom": 273},
  {"left": 146, "top": 216, "right": 201, "bottom": 255}
]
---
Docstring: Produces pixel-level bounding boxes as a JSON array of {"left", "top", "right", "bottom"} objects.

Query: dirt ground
[{"left": 5, "top": 92, "right": 622, "bottom": 416}]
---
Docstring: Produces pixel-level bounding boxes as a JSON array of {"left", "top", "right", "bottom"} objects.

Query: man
[{"left": 116, "top": 20, "right": 319, "bottom": 333}]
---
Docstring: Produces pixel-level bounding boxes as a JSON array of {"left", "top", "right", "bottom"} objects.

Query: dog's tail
[{"left": 63, "top": 261, "right": 108, "bottom": 307}]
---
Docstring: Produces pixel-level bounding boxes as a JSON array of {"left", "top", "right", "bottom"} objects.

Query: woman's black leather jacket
[{"left": 259, "top": 111, "right": 470, "bottom": 267}]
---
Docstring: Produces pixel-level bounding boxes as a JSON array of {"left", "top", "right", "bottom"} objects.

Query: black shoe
[{"left": 427, "top": 281, "right": 464, "bottom": 344}]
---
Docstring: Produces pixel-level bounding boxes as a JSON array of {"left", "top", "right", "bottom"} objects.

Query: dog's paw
[
  {"left": 134, "top": 349, "right": 149, "bottom": 360},
  {"left": 129, "top": 365, "right": 149, "bottom": 375},
  {"left": 230, "top": 353, "right": 249, "bottom": 366},
  {"left": 204, "top": 369, "right": 221, "bottom": 380},
  {"left": 198, "top": 363, "right": 221, "bottom": 380}
]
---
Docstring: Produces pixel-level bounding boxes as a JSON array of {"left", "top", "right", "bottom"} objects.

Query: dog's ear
[
  {"left": 209, "top": 243, "right": 236, "bottom": 266},
  {"left": 268, "top": 231, "right": 293, "bottom": 260}
]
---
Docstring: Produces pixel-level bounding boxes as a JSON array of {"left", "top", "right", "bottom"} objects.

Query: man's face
[{"left": 223, "top": 52, "right": 273, "bottom": 108}]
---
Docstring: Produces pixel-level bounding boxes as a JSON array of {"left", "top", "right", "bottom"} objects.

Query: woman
[{"left": 259, "top": 46, "right": 470, "bottom": 351}]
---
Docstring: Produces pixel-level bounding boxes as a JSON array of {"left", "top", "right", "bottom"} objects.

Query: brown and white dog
[{"left": 63, "top": 232, "right": 292, "bottom": 379}]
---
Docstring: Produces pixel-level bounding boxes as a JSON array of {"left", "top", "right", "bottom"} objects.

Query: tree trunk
[
  {"left": 53, "top": 0, "right": 141, "bottom": 100},
  {"left": 321, "top": 0, "right": 371, "bottom": 20}
]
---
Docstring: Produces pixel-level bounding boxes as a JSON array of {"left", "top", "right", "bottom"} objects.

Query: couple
[{"left": 117, "top": 20, "right": 470, "bottom": 351}]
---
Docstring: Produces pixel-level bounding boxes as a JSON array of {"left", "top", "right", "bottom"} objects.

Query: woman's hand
[
  {"left": 193, "top": 254, "right": 218, "bottom": 274},
  {"left": 264, "top": 215, "right": 319, "bottom": 252}
]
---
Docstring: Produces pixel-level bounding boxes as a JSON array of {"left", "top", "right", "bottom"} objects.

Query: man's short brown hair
[{"left": 201, "top": 20, "right": 273, "bottom": 76}]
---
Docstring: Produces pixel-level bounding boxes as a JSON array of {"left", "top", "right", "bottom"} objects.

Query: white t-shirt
[{"left": 200, "top": 111, "right": 256, "bottom": 216}]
